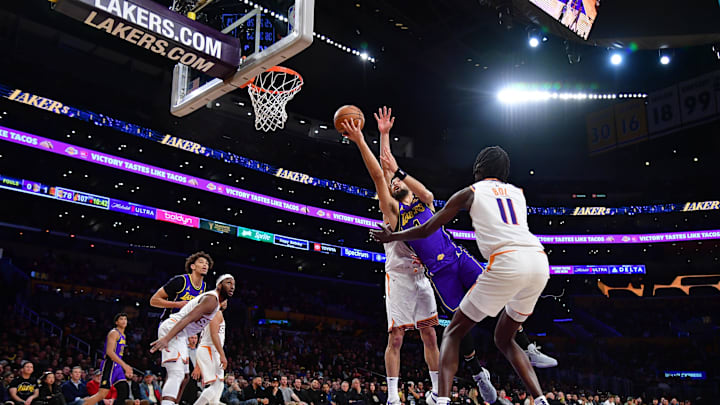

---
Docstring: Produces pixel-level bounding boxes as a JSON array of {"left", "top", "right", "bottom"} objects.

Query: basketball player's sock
[
  {"left": 428, "top": 371, "right": 439, "bottom": 394},
  {"left": 193, "top": 384, "right": 214, "bottom": 405},
  {"left": 463, "top": 353, "right": 482, "bottom": 376},
  {"left": 161, "top": 400, "right": 175, "bottom": 405},
  {"left": 387, "top": 377, "right": 399, "bottom": 403},
  {"left": 533, "top": 395, "right": 550, "bottom": 405},
  {"left": 436, "top": 397, "right": 450, "bottom": 405},
  {"left": 515, "top": 326, "right": 532, "bottom": 350}
]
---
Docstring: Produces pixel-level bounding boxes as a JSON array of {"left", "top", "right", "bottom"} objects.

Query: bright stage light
[
  {"left": 660, "top": 55, "right": 670, "bottom": 65},
  {"left": 610, "top": 53, "right": 623, "bottom": 65},
  {"left": 529, "top": 37, "right": 539, "bottom": 48}
]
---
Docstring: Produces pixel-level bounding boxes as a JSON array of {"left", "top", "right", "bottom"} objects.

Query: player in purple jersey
[
  {"left": 149, "top": 252, "right": 211, "bottom": 405},
  {"left": 84, "top": 313, "right": 135, "bottom": 405},
  {"left": 371, "top": 108, "right": 556, "bottom": 404}
]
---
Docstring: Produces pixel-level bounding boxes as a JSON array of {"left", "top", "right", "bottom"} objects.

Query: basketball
[{"left": 333, "top": 105, "right": 365, "bottom": 133}]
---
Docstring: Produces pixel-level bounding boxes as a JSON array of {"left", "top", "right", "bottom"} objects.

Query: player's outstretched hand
[
  {"left": 340, "top": 119, "right": 363, "bottom": 144},
  {"left": 374, "top": 106, "right": 395, "bottom": 135},
  {"left": 149, "top": 337, "right": 169, "bottom": 353},
  {"left": 380, "top": 148, "right": 399, "bottom": 173},
  {"left": 370, "top": 223, "right": 394, "bottom": 243}
]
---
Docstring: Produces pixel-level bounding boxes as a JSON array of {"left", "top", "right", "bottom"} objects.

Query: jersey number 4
[{"left": 496, "top": 198, "right": 518, "bottom": 225}]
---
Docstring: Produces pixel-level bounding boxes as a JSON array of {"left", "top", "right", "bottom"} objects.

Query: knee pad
[{"left": 163, "top": 363, "right": 186, "bottom": 399}]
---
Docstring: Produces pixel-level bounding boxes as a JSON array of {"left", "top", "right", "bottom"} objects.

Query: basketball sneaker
[
  {"left": 525, "top": 343, "right": 558, "bottom": 368},
  {"left": 473, "top": 367, "right": 497, "bottom": 404},
  {"left": 426, "top": 392, "right": 437, "bottom": 405}
]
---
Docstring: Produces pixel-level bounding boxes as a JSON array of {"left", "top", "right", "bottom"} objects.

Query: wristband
[{"left": 393, "top": 168, "right": 407, "bottom": 181}]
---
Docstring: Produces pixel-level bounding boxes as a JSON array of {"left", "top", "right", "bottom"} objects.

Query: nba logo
[{"left": 288, "top": 5, "right": 295, "bottom": 33}]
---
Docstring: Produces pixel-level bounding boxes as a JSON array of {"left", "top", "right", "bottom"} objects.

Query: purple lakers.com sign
[{"left": 53, "top": 0, "right": 241, "bottom": 78}]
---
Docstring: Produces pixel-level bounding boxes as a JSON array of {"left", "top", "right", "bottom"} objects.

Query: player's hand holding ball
[{"left": 340, "top": 118, "right": 364, "bottom": 144}]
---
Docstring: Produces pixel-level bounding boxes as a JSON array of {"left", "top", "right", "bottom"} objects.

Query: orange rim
[{"left": 247, "top": 66, "right": 303, "bottom": 95}]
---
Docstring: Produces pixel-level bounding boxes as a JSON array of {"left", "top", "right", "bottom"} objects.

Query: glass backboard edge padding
[{"left": 170, "top": 65, "right": 234, "bottom": 115}]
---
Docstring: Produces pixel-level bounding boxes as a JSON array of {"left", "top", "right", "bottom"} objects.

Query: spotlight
[
  {"left": 610, "top": 53, "right": 623, "bottom": 65},
  {"left": 529, "top": 37, "right": 539, "bottom": 48},
  {"left": 712, "top": 44, "right": 720, "bottom": 60},
  {"left": 659, "top": 49, "right": 673, "bottom": 65}
]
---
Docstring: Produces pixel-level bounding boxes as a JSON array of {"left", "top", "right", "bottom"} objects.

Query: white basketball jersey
[
  {"left": 383, "top": 240, "right": 416, "bottom": 274},
  {"left": 169, "top": 290, "right": 220, "bottom": 336},
  {"left": 468, "top": 179, "right": 543, "bottom": 259},
  {"left": 199, "top": 315, "right": 226, "bottom": 349}
]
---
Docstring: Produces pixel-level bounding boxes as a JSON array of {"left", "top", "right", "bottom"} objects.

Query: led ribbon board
[
  {"left": 2, "top": 84, "right": 719, "bottom": 215},
  {"left": 2, "top": 125, "right": 720, "bottom": 244},
  {"left": 0, "top": 171, "right": 645, "bottom": 275},
  {"left": 53, "top": 0, "right": 241, "bottom": 78}
]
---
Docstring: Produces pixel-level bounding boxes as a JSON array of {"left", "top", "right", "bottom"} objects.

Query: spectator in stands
[
  {"left": 9, "top": 361, "right": 39, "bottom": 405},
  {"left": 61, "top": 367, "right": 88, "bottom": 405},
  {"left": 53, "top": 372, "right": 64, "bottom": 388},
  {"left": 222, "top": 375, "right": 241, "bottom": 405},
  {"left": 38, "top": 372, "right": 64, "bottom": 405},
  {"left": 306, "top": 380, "right": 324, "bottom": 405},
  {"left": 3, "top": 371, "right": 15, "bottom": 404},
  {"left": 365, "top": 383, "right": 380, "bottom": 405},
  {"left": 332, "top": 382, "right": 349, "bottom": 405},
  {"left": 86, "top": 370, "right": 115, "bottom": 405},
  {"left": 268, "top": 379, "right": 283, "bottom": 405},
  {"left": 291, "top": 380, "right": 309, "bottom": 405},
  {"left": 320, "top": 383, "right": 332, "bottom": 405},
  {"left": 347, "top": 379, "right": 363, "bottom": 405},
  {"left": 278, "top": 377, "right": 302, "bottom": 405},
  {"left": 138, "top": 373, "right": 160, "bottom": 405},
  {"left": 244, "top": 377, "right": 268, "bottom": 405}
]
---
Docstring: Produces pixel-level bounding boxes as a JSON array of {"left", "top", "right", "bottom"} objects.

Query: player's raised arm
[
  {"left": 341, "top": 119, "right": 398, "bottom": 224},
  {"left": 375, "top": 106, "right": 396, "bottom": 184},
  {"left": 150, "top": 295, "right": 218, "bottom": 353},
  {"left": 149, "top": 276, "right": 187, "bottom": 309},
  {"left": 371, "top": 187, "right": 474, "bottom": 242}
]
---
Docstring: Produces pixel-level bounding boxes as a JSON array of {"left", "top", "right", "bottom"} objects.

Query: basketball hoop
[{"left": 247, "top": 66, "right": 303, "bottom": 132}]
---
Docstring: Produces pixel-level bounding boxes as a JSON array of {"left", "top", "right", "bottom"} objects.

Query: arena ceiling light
[
  {"left": 610, "top": 52, "right": 623, "bottom": 66},
  {"left": 497, "top": 89, "right": 627, "bottom": 104},
  {"left": 659, "top": 49, "right": 673, "bottom": 65}
]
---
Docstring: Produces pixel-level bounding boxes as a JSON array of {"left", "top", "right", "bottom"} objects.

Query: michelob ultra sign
[{"left": 53, "top": 0, "right": 241, "bottom": 78}]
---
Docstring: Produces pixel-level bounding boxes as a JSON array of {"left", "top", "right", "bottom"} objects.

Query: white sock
[
  {"left": 534, "top": 395, "right": 549, "bottom": 405},
  {"left": 387, "top": 377, "right": 399, "bottom": 402},
  {"left": 429, "top": 370, "right": 439, "bottom": 394},
  {"left": 162, "top": 400, "right": 175, "bottom": 405},
  {"left": 437, "top": 396, "right": 450, "bottom": 405},
  {"left": 211, "top": 380, "right": 224, "bottom": 403},
  {"left": 193, "top": 386, "right": 212, "bottom": 405}
]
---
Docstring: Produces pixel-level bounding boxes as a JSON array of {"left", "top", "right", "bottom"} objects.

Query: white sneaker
[
  {"left": 472, "top": 367, "right": 497, "bottom": 404},
  {"left": 426, "top": 392, "right": 437, "bottom": 405},
  {"left": 525, "top": 343, "right": 558, "bottom": 368}
]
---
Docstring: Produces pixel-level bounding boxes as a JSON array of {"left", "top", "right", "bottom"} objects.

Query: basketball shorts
[
  {"left": 99, "top": 356, "right": 126, "bottom": 388},
  {"left": 196, "top": 345, "right": 224, "bottom": 385},
  {"left": 428, "top": 249, "right": 485, "bottom": 312},
  {"left": 385, "top": 270, "right": 439, "bottom": 332},
  {"left": 459, "top": 249, "right": 549, "bottom": 323},
  {"left": 158, "top": 318, "right": 189, "bottom": 369}
]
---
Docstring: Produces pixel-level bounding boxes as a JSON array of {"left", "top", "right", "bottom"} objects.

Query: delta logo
[{"left": 65, "top": 146, "right": 79, "bottom": 156}]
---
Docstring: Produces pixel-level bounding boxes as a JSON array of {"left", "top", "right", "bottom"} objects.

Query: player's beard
[{"left": 391, "top": 188, "right": 409, "bottom": 201}]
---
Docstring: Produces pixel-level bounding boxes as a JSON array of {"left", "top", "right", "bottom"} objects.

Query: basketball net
[{"left": 247, "top": 66, "right": 303, "bottom": 132}]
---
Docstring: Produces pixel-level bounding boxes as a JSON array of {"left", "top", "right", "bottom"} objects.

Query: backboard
[{"left": 170, "top": 0, "right": 313, "bottom": 117}]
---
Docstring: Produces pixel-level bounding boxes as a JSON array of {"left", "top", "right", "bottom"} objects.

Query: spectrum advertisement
[{"left": 0, "top": 170, "right": 649, "bottom": 274}]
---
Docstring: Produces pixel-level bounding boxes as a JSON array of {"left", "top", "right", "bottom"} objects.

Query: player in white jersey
[
  {"left": 371, "top": 146, "right": 552, "bottom": 405},
  {"left": 342, "top": 112, "right": 440, "bottom": 405},
  {"left": 150, "top": 274, "right": 235, "bottom": 405},
  {"left": 192, "top": 300, "right": 228, "bottom": 405}
]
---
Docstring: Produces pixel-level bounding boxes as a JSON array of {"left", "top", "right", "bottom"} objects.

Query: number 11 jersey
[{"left": 468, "top": 179, "right": 543, "bottom": 259}]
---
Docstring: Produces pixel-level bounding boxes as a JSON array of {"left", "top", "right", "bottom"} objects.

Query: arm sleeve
[{"left": 162, "top": 275, "right": 185, "bottom": 298}]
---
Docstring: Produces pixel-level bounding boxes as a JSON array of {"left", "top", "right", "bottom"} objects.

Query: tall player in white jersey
[
  {"left": 342, "top": 111, "right": 440, "bottom": 405},
  {"left": 192, "top": 300, "right": 228, "bottom": 405},
  {"left": 150, "top": 274, "right": 235, "bottom": 405},
  {"left": 372, "top": 146, "right": 552, "bottom": 405}
]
